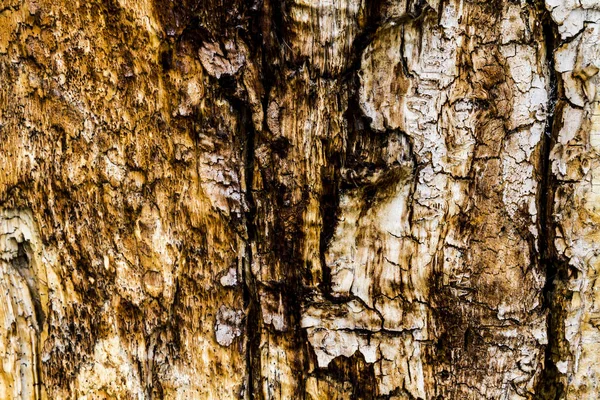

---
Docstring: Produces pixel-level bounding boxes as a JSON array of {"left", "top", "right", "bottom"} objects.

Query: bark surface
[{"left": 0, "top": 0, "right": 598, "bottom": 399}]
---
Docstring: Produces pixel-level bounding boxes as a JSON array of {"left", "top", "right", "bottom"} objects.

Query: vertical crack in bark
[
  {"left": 537, "top": 5, "right": 566, "bottom": 399},
  {"left": 243, "top": 2, "right": 303, "bottom": 397},
  {"left": 206, "top": 62, "right": 261, "bottom": 398},
  {"left": 241, "top": 99, "right": 259, "bottom": 400}
]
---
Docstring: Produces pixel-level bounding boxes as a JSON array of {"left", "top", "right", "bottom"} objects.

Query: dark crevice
[
  {"left": 319, "top": 169, "right": 340, "bottom": 299},
  {"left": 240, "top": 1, "right": 306, "bottom": 398},
  {"left": 238, "top": 14, "right": 264, "bottom": 398},
  {"left": 12, "top": 242, "right": 45, "bottom": 330},
  {"left": 240, "top": 96, "right": 260, "bottom": 400},
  {"left": 536, "top": 5, "right": 567, "bottom": 399},
  {"left": 260, "top": 2, "right": 315, "bottom": 398},
  {"left": 340, "top": 0, "right": 385, "bottom": 82}
]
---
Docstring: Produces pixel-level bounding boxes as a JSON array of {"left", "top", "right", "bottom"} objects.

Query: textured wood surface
[{"left": 0, "top": 0, "right": 599, "bottom": 398}]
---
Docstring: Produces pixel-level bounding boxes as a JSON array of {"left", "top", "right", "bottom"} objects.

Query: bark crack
[
  {"left": 242, "top": 101, "right": 260, "bottom": 399},
  {"left": 537, "top": 4, "right": 566, "bottom": 398}
]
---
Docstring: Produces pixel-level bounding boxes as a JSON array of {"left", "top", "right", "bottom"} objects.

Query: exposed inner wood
[{"left": 0, "top": 0, "right": 599, "bottom": 398}]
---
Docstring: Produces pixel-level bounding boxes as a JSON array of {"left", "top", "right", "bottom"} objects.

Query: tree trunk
[{"left": 0, "top": 0, "right": 599, "bottom": 398}]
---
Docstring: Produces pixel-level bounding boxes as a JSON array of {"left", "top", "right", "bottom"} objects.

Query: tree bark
[{"left": 0, "top": 0, "right": 599, "bottom": 398}]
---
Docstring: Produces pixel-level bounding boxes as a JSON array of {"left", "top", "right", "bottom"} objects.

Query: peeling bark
[
  {"left": 543, "top": 1, "right": 600, "bottom": 398},
  {"left": 0, "top": 0, "right": 599, "bottom": 399}
]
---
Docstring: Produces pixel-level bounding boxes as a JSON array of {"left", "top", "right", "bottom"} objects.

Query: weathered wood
[{"left": 0, "top": 0, "right": 599, "bottom": 398}]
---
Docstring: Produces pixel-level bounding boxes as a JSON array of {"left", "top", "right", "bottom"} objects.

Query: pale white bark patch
[
  {"left": 74, "top": 334, "right": 144, "bottom": 399},
  {"left": 214, "top": 306, "right": 244, "bottom": 347},
  {"left": 0, "top": 209, "right": 47, "bottom": 400},
  {"left": 219, "top": 267, "right": 238, "bottom": 287},
  {"left": 548, "top": 1, "right": 600, "bottom": 396}
]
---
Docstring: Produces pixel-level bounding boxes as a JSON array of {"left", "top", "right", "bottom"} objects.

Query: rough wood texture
[
  {"left": 545, "top": 1, "right": 600, "bottom": 398},
  {"left": 0, "top": 0, "right": 599, "bottom": 399}
]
